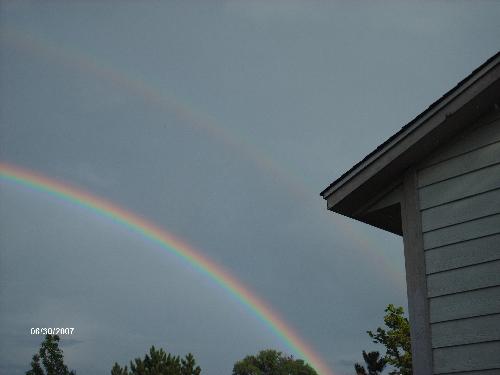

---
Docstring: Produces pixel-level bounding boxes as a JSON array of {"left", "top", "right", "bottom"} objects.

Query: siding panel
[
  {"left": 433, "top": 341, "right": 500, "bottom": 374},
  {"left": 427, "top": 260, "right": 500, "bottom": 297},
  {"left": 425, "top": 234, "right": 500, "bottom": 274},
  {"left": 429, "top": 286, "right": 500, "bottom": 323},
  {"left": 420, "top": 114, "right": 500, "bottom": 168},
  {"left": 423, "top": 214, "right": 500, "bottom": 249},
  {"left": 419, "top": 118, "right": 500, "bottom": 374},
  {"left": 421, "top": 189, "right": 500, "bottom": 232},
  {"left": 431, "top": 314, "right": 500, "bottom": 348},
  {"left": 419, "top": 163, "right": 500, "bottom": 209},
  {"left": 419, "top": 141, "right": 500, "bottom": 187}
]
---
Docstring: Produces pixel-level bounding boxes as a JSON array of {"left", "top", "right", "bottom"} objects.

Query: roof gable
[{"left": 321, "top": 52, "right": 500, "bottom": 234}]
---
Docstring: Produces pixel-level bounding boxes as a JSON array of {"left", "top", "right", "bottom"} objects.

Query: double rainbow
[{"left": 0, "top": 162, "right": 333, "bottom": 375}]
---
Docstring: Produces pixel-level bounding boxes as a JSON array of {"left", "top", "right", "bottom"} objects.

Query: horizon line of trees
[
  {"left": 26, "top": 304, "right": 412, "bottom": 375},
  {"left": 25, "top": 336, "right": 318, "bottom": 375}
]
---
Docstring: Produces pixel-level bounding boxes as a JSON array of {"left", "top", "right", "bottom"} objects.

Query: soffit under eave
[{"left": 324, "top": 69, "right": 500, "bottom": 222}]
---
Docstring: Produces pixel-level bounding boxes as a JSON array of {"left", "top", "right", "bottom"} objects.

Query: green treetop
[
  {"left": 26, "top": 334, "right": 76, "bottom": 375},
  {"left": 367, "top": 305, "right": 412, "bottom": 374},
  {"left": 232, "top": 349, "right": 318, "bottom": 375},
  {"left": 111, "top": 346, "right": 201, "bottom": 375}
]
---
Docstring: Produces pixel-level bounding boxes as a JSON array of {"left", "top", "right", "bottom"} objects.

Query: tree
[
  {"left": 111, "top": 363, "right": 130, "bottom": 375},
  {"left": 26, "top": 334, "right": 76, "bottom": 375},
  {"left": 367, "top": 305, "right": 412, "bottom": 375},
  {"left": 111, "top": 346, "right": 201, "bottom": 375},
  {"left": 354, "top": 351, "right": 385, "bottom": 375},
  {"left": 354, "top": 363, "right": 367, "bottom": 375},
  {"left": 232, "top": 349, "right": 317, "bottom": 375},
  {"left": 181, "top": 353, "right": 200, "bottom": 375}
]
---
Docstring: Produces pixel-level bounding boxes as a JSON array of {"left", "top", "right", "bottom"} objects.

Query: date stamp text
[{"left": 30, "top": 328, "right": 75, "bottom": 335}]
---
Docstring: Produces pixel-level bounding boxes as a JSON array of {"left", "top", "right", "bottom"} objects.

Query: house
[{"left": 320, "top": 52, "right": 500, "bottom": 375}]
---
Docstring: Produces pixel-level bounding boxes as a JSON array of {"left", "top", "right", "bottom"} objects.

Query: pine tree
[
  {"left": 181, "top": 353, "right": 201, "bottom": 375},
  {"left": 111, "top": 363, "right": 129, "bottom": 375},
  {"left": 112, "top": 346, "right": 201, "bottom": 375}
]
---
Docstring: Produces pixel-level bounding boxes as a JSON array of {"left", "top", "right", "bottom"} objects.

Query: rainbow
[
  {"left": 2, "top": 28, "right": 309, "bottom": 200},
  {"left": 0, "top": 162, "right": 334, "bottom": 375},
  {"left": 2, "top": 28, "right": 406, "bottom": 289}
]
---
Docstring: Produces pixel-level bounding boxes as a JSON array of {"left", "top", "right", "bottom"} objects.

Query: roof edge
[{"left": 320, "top": 51, "right": 500, "bottom": 199}]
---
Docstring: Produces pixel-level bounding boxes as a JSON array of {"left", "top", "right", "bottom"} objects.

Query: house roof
[{"left": 320, "top": 51, "right": 500, "bottom": 230}]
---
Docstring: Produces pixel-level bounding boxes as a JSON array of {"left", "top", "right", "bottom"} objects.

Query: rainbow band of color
[
  {"left": 0, "top": 162, "right": 333, "bottom": 375},
  {"left": 3, "top": 28, "right": 405, "bottom": 289}
]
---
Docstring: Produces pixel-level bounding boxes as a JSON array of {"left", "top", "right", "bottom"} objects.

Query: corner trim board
[{"left": 401, "top": 168, "right": 434, "bottom": 374}]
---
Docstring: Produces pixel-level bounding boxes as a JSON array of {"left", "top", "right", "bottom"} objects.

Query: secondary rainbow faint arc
[
  {"left": 0, "top": 162, "right": 334, "bottom": 375},
  {"left": 2, "top": 27, "right": 309, "bottom": 199},
  {"left": 2, "top": 28, "right": 405, "bottom": 287}
]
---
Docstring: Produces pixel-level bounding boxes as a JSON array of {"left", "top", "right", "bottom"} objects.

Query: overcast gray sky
[{"left": 1, "top": 1, "right": 499, "bottom": 375}]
